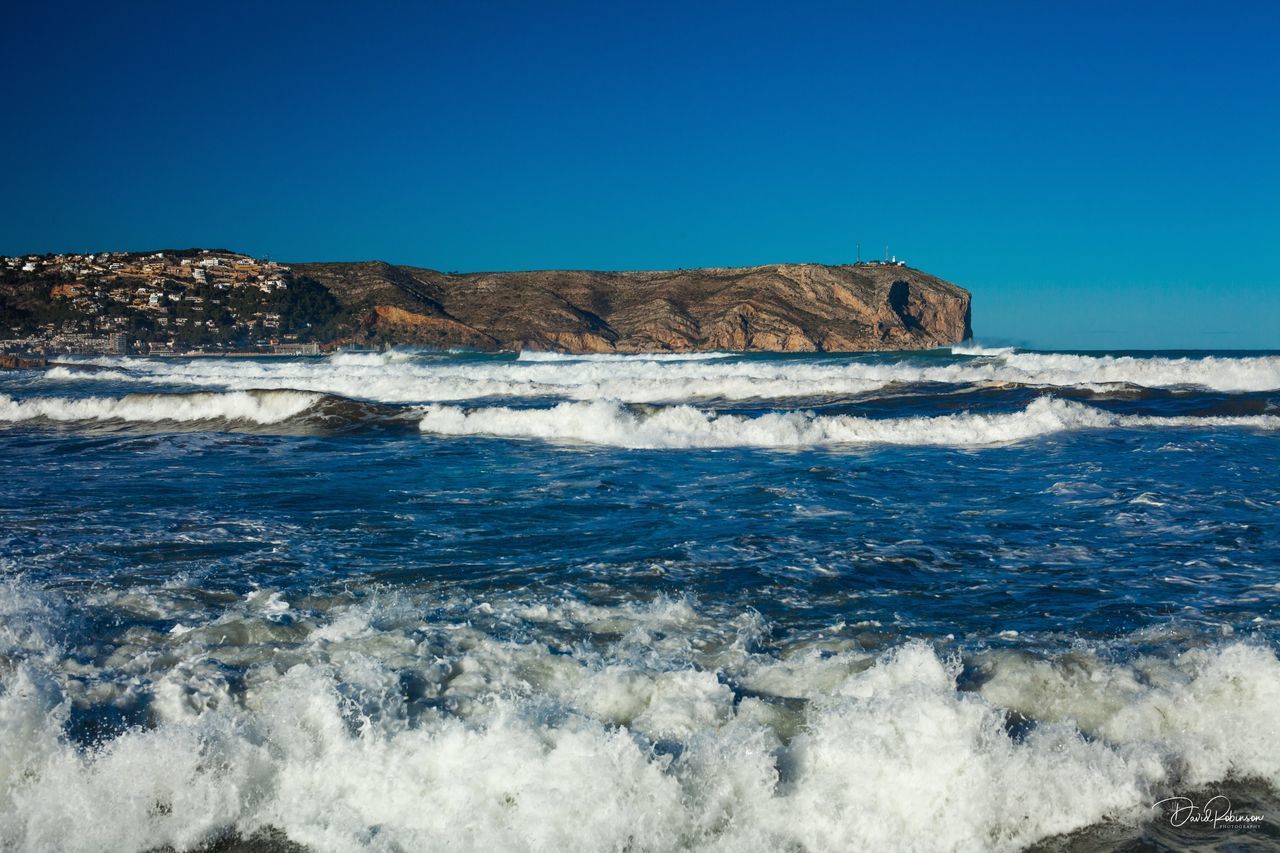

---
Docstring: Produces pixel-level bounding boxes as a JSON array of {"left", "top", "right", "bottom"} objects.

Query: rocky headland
[
  {"left": 301, "top": 261, "right": 973, "bottom": 353},
  {"left": 1, "top": 251, "right": 972, "bottom": 356}
]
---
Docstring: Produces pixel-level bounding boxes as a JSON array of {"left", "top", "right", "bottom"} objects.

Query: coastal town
[{"left": 0, "top": 250, "right": 340, "bottom": 356}]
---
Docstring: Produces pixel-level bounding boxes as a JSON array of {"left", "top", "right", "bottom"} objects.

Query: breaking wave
[
  {"left": 326, "top": 349, "right": 421, "bottom": 366},
  {"left": 36, "top": 350, "right": 1280, "bottom": 403},
  {"left": 951, "top": 343, "right": 1017, "bottom": 356},
  {"left": 418, "top": 397, "right": 1280, "bottom": 449},
  {"left": 7, "top": 389, "right": 1277, "bottom": 445},
  {"left": 991, "top": 351, "right": 1280, "bottom": 392},
  {"left": 0, "top": 579, "right": 1277, "bottom": 852},
  {"left": 0, "top": 389, "right": 323, "bottom": 426},
  {"left": 44, "top": 357, "right": 898, "bottom": 403}
]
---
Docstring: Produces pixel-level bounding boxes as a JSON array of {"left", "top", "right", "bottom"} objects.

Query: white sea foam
[
  {"left": 418, "top": 397, "right": 1280, "bottom": 449},
  {"left": 39, "top": 350, "right": 1280, "bottom": 403},
  {"left": 0, "top": 390, "right": 321, "bottom": 425},
  {"left": 978, "top": 643, "right": 1280, "bottom": 788},
  {"left": 1, "top": 581, "right": 1277, "bottom": 852},
  {"left": 44, "top": 357, "right": 895, "bottom": 403},
  {"left": 993, "top": 351, "right": 1280, "bottom": 392}
]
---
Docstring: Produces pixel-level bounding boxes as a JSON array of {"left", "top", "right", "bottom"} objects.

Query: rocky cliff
[{"left": 296, "top": 262, "right": 972, "bottom": 353}]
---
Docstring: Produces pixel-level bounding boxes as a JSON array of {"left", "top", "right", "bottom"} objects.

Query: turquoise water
[{"left": 2, "top": 348, "right": 1279, "bottom": 851}]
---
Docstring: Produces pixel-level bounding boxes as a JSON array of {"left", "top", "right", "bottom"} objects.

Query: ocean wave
[
  {"left": 35, "top": 351, "right": 1280, "bottom": 403},
  {"left": 326, "top": 349, "right": 421, "bottom": 366},
  {"left": 951, "top": 344, "right": 1017, "bottom": 356},
  {"left": 0, "top": 389, "right": 323, "bottom": 425},
  {"left": 993, "top": 351, "right": 1280, "bottom": 392},
  {"left": 7, "top": 390, "right": 1277, "bottom": 443},
  {"left": 1, "top": 580, "right": 1276, "bottom": 852},
  {"left": 418, "top": 397, "right": 1280, "bottom": 448},
  {"left": 42, "top": 358, "right": 897, "bottom": 403}
]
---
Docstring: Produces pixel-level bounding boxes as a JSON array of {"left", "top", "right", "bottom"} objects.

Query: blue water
[{"left": 1, "top": 348, "right": 1278, "bottom": 852}]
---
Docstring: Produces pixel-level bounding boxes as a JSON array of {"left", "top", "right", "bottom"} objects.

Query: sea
[{"left": 1, "top": 346, "right": 1279, "bottom": 853}]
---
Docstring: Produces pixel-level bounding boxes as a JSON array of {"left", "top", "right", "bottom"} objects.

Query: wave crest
[
  {"left": 37, "top": 351, "right": 1280, "bottom": 403},
  {"left": 418, "top": 397, "right": 1280, "bottom": 448},
  {"left": 0, "top": 390, "right": 323, "bottom": 425}
]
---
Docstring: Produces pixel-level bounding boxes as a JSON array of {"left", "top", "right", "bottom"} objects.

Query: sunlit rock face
[{"left": 300, "top": 261, "right": 973, "bottom": 353}]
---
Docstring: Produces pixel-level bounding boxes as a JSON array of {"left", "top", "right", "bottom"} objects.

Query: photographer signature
[{"left": 1154, "top": 796, "right": 1264, "bottom": 829}]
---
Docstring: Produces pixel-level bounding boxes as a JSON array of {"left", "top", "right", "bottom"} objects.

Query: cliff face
[{"left": 295, "top": 261, "right": 972, "bottom": 353}]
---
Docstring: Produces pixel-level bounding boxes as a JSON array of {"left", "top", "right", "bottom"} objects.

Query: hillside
[
  {"left": 0, "top": 252, "right": 972, "bottom": 355},
  {"left": 298, "top": 261, "right": 973, "bottom": 353}
]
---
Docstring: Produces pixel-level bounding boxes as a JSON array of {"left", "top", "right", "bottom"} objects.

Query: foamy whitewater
[{"left": 2, "top": 347, "right": 1279, "bottom": 852}]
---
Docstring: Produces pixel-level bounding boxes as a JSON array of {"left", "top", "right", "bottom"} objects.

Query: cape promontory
[
  {"left": 0, "top": 251, "right": 972, "bottom": 355},
  {"left": 300, "top": 260, "right": 973, "bottom": 353}
]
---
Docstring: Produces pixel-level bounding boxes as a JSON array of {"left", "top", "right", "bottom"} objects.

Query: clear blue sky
[{"left": 3, "top": 1, "right": 1277, "bottom": 349}]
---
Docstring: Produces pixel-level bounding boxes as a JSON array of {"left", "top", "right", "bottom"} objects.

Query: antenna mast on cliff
[
  {"left": 884, "top": 244, "right": 889, "bottom": 263},
  {"left": 856, "top": 242, "right": 861, "bottom": 264}
]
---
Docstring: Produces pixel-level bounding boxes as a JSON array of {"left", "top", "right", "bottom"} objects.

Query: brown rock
[
  {"left": 298, "top": 261, "right": 972, "bottom": 353},
  {"left": 0, "top": 355, "right": 48, "bottom": 370},
  {"left": 360, "top": 305, "right": 499, "bottom": 350}
]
